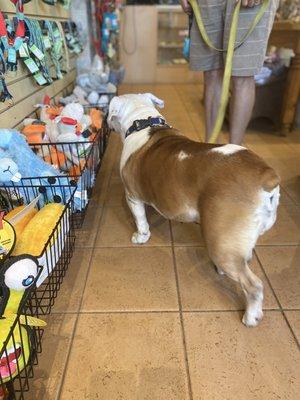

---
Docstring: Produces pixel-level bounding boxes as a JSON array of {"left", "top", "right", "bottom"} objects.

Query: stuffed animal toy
[
  {"left": 0, "top": 129, "right": 84, "bottom": 211},
  {"left": 13, "top": 203, "right": 64, "bottom": 257},
  {"left": 5, "top": 201, "right": 70, "bottom": 287},
  {"left": 22, "top": 122, "right": 46, "bottom": 144},
  {"left": 5, "top": 205, "right": 38, "bottom": 238},
  {"left": 0, "top": 256, "right": 46, "bottom": 390}
]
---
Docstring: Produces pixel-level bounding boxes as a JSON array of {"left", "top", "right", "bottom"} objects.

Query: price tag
[
  {"left": 19, "top": 42, "right": 29, "bottom": 58},
  {"left": 8, "top": 48, "right": 16, "bottom": 64},
  {"left": 43, "top": 35, "right": 51, "bottom": 49},
  {"left": 0, "top": 218, "right": 16, "bottom": 261},
  {"left": 29, "top": 44, "right": 45, "bottom": 61},
  {"left": 24, "top": 58, "right": 39, "bottom": 73},
  {"left": 34, "top": 72, "right": 47, "bottom": 85}
]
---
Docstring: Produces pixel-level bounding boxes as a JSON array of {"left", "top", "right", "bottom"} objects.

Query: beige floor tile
[
  {"left": 75, "top": 204, "right": 103, "bottom": 247},
  {"left": 59, "top": 313, "right": 190, "bottom": 400},
  {"left": 258, "top": 203, "right": 300, "bottom": 245},
  {"left": 81, "top": 247, "right": 178, "bottom": 312},
  {"left": 256, "top": 246, "right": 300, "bottom": 309},
  {"left": 103, "top": 176, "right": 127, "bottom": 207},
  {"left": 280, "top": 186, "right": 298, "bottom": 205},
  {"left": 52, "top": 248, "right": 93, "bottom": 313},
  {"left": 172, "top": 221, "right": 204, "bottom": 246},
  {"left": 95, "top": 205, "right": 171, "bottom": 247},
  {"left": 285, "top": 311, "right": 300, "bottom": 344},
  {"left": 30, "top": 314, "right": 76, "bottom": 400},
  {"left": 175, "top": 247, "right": 278, "bottom": 311},
  {"left": 282, "top": 176, "right": 300, "bottom": 205},
  {"left": 184, "top": 312, "right": 300, "bottom": 400}
]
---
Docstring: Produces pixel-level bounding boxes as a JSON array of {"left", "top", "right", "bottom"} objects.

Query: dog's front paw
[
  {"left": 242, "top": 310, "right": 264, "bottom": 328},
  {"left": 131, "top": 231, "right": 151, "bottom": 244}
]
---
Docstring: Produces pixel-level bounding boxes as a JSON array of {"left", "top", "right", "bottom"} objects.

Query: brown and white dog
[{"left": 108, "top": 93, "right": 280, "bottom": 327}]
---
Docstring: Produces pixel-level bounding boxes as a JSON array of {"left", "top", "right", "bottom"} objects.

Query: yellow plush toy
[
  {"left": 0, "top": 256, "right": 46, "bottom": 392},
  {"left": 5, "top": 206, "right": 38, "bottom": 239},
  {"left": 13, "top": 203, "right": 64, "bottom": 257}
]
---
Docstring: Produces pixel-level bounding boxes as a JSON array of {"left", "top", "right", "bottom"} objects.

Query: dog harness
[{"left": 126, "top": 117, "right": 169, "bottom": 138}]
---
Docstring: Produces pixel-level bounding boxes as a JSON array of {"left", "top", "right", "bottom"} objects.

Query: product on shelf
[
  {"left": 0, "top": 256, "right": 46, "bottom": 385},
  {"left": 13, "top": 203, "right": 65, "bottom": 257},
  {"left": 0, "top": 129, "right": 83, "bottom": 211}
]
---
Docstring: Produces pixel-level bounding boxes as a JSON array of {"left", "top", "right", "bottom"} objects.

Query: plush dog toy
[
  {"left": 0, "top": 129, "right": 83, "bottom": 211},
  {"left": 0, "top": 256, "right": 46, "bottom": 390}
]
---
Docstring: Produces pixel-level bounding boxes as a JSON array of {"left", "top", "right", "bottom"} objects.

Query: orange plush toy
[
  {"left": 43, "top": 146, "right": 67, "bottom": 170},
  {"left": 89, "top": 108, "right": 103, "bottom": 131},
  {"left": 22, "top": 123, "right": 46, "bottom": 144}
]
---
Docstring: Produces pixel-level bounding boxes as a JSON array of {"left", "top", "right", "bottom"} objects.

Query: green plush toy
[{"left": 0, "top": 255, "right": 46, "bottom": 390}]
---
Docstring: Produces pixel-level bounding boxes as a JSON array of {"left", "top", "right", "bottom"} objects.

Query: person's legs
[
  {"left": 204, "top": 69, "right": 224, "bottom": 142},
  {"left": 229, "top": 76, "right": 255, "bottom": 145}
]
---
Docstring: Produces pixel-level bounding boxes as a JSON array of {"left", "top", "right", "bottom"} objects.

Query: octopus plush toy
[
  {"left": 0, "top": 129, "right": 86, "bottom": 211},
  {"left": 0, "top": 255, "right": 46, "bottom": 395}
]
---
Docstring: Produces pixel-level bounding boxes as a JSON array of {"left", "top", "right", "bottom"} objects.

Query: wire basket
[
  {"left": 28, "top": 129, "right": 103, "bottom": 229},
  {"left": 0, "top": 177, "right": 76, "bottom": 315},
  {"left": 0, "top": 271, "right": 44, "bottom": 400}
]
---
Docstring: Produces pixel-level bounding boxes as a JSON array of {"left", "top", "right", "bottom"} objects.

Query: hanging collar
[{"left": 125, "top": 116, "right": 169, "bottom": 139}]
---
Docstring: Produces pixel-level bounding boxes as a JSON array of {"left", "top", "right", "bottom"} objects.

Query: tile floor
[{"left": 30, "top": 84, "right": 300, "bottom": 399}]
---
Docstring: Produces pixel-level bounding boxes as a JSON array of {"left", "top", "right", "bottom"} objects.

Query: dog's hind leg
[
  {"left": 202, "top": 207, "right": 264, "bottom": 327},
  {"left": 126, "top": 196, "right": 151, "bottom": 244}
]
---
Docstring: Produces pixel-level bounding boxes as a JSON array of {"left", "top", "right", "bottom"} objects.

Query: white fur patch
[
  {"left": 255, "top": 185, "right": 280, "bottom": 236},
  {"left": 178, "top": 151, "right": 190, "bottom": 161},
  {"left": 120, "top": 128, "right": 151, "bottom": 171},
  {"left": 211, "top": 144, "right": 245, "bottom": 155}
]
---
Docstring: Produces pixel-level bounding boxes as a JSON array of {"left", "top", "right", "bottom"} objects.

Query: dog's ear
[
  {"left": 108, "top": 96, "right": 122, "bottom": 126},
  {"left": 142, "top": 93, "right": 164, "bottom": 109}
]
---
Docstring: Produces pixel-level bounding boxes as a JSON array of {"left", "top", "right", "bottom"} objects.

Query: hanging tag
[
  {"left": 43, "top": 35, "right": 51, "bottom": 49},
  {"left": 8, "top": 48, "right": 17, "bottom": 64},
  {"left": 19, "top": 42, "right": 29, "bottom": 58},
  {"left": 29, "top": 44, "right": 45, "bottom": 61},
  {"left": 0, "top": 217, "right": 16, "bottom": 261},
  {"left": 53, "top": 28, "right": 61, "bottom": 40},
  {"left": 33, "top": 72, "right": 47, "bottom": 85},
  {"left": 24, "top": 58, "right": 39, "bottom": 73}
]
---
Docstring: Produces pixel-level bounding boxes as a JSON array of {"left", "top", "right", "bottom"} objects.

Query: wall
[{"left": 0, "top": 0, "right": 77, "bottom": 129}]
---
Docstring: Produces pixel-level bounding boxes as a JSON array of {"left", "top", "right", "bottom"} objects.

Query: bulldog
[{"left": 108, "top": 93, "right": 280, "bottom": 327}]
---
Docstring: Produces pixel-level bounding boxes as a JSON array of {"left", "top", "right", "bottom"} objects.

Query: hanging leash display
[
  {"left": 42, "top": 20, "right": 64, "bottom": 79},
  {"left": 63, "top": 21, "right": 84, "bottom": 54},
  {"left": 57, "top": 20, "right": 70, "bottom": 72},
  {"left": 188, "top": 0, "right": 270, "bottom": 144},
  {"left": 20, "top": 17, "right": 53, "bottom": 85},
  {"left": 0, "top": 0, "right": 26, "bottom": 102}
]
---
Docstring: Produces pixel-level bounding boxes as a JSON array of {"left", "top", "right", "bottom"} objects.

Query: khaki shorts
[{"left": 189, "top": 0, "right": 279, "bottom": 76}]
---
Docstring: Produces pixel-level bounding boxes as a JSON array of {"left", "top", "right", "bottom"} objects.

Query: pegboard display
[{"left": 0, "top": 0, "right": 77, "bottom": 129}]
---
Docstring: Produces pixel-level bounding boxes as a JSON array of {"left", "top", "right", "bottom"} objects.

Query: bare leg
[
  {"left": 229, "top": 76, "right": 255, "bottom": 145},
  {"left": 204, "top": 69, "right": 224, "bottom": 142},
  {"left": 126, "top": 196, "right": 151, "bottom": 244}
]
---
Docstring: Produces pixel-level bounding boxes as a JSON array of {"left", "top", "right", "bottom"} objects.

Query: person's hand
[
  {"left": 180, "top": 0, "right": 192, "bottom": 15},
  {"left": 236, "top": 0, "right": 262, "bottom": 7}
]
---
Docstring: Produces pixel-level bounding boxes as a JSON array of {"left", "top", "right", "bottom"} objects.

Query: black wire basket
[
  {"left": 28, "top": 125, "right": 110, "bottom": 229},
  {"left": 0, "top": 263, "right": 44, "bottom": 400},
  {"left": 0, "top": 177, "right": 76, "bottom": 315}
]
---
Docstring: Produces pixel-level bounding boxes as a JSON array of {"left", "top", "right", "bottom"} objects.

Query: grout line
[
  {"left": 170, "top": 222, "right": 194, "bottom": 400},
  {"left": 51, "top": 310, "right": 180, "bottom": 315},
  {"left": 75, "top": 244, "right": 173, "bottom": 249},
  {"left": 56, "top": 142, "right": 117, "bottom": 399},
  {"left": 50, "top": 308, "right": 283, "bottom": 316},
  {"left": 254, "top": 249, "right": 300, "bottom": 349}
]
